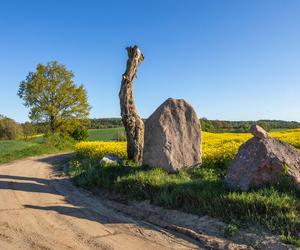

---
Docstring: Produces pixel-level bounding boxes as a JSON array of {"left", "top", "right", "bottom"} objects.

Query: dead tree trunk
[{"left": 119, "top": 46, "right": 145, "bottom": 163}]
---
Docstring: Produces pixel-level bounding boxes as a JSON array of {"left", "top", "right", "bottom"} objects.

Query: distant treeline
[
  {"left": 200, "top": 119, "right": 300, "bottom": 132},
  {"left": 89, "top": 118, "right": 124, "bottom": 129},
  {"left": 3, "top": 116, "right": 298, "bottom": 136},
  {"left": 89, "top": 118, "right": 300, "bottom": 132}
]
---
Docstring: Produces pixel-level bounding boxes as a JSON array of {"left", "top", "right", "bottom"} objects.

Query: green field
[
  {"left": 0, "top": 140, "right": 37, "bottom": 154},
  {"left": 87, "top": 127, "right": 124, "bottom": 141},
  {"left": 0, "top": 140, "right": 52, "bottom": 164},
  {"left": 0, "top": 134, "right": 74, "bottom": 164}
]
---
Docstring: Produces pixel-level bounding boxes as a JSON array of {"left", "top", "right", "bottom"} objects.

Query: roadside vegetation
[{"left": 70, "top": 129, "right": 300, "bottom": 246}]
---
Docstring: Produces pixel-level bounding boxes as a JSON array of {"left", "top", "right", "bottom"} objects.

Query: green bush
[
  {"left": 45, "top": 133, "right": 75, "bottom": 150},
  {"left": 70, "top": 125, "right": 88, "bottom": 141},
  {"left": 0, "top": 117, "right": 23, "bottom": 140}
]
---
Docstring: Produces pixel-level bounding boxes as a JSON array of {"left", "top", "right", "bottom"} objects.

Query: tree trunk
[
  {"left": 49, "top": 115, "right": 56, "bottom": 133},
  {"left": 119, "top": 46, "right": 145, "bottom": 163}
]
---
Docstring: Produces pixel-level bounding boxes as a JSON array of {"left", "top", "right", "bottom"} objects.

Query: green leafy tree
[{"left": 18, "top": 61, "right": 90, "bottom": 134}]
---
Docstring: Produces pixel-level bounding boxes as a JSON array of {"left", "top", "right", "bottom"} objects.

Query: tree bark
[
  {"left": 119, "top": 46, "right": 145, "bottom": 163},
  {"left": 49, "top": 115, "right": 56, "bottom": 133}
]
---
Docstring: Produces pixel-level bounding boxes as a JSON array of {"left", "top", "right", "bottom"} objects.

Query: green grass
[
  {"left": 0, "top": 140, "right": 37, "bottom": 154},
  {"left": 0, "top": 140, "right": 54, "bottom": 164},
  {"left": 68, "top": 158, "right": 300, "bottom": 246},
  {"left": 0, "top": 134, "right": 74, "bottom": 164},
  {"left": 87, "top": 127, "right": 124, "bottom": 141}
]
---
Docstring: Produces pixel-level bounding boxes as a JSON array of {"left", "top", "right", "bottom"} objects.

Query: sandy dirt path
[{"left": 0, "top": 154, "right": 202, "bottom": 250}]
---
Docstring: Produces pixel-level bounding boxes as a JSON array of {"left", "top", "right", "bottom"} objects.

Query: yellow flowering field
[
  {"left": 75, "top": 141, "right": 127, "bottom": 159},
  {"left": 75, "top": 129, "right": 300, "bottom": 163},
  {"left": 201, "top": 131, "right": 251, "bottom": 167},
  {"left": 271, "top": 129, "right": 300, "bottom": 149}
]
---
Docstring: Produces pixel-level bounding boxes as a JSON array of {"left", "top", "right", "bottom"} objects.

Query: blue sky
[{"left": 0, "top": 0, "right": 299, "bottom": 122}]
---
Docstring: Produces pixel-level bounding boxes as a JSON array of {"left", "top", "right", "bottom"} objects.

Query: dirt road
[{"left": 0, "top": 154, "right": 202, "bottom": 250}]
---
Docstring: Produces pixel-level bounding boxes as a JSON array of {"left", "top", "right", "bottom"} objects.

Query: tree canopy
[{"left": 18, "top": 61, "right": 90, "bottom": 134}]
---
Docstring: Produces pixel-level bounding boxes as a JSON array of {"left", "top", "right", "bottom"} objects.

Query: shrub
[
  {"left": 45, "top": 133, "right": 75, "bottom": 150},
  {"left": 70, "top": 125, "right": 88, "bottom": 141},
  {"left": 0, "top": 117, "right": 23, "bottom": 140}
]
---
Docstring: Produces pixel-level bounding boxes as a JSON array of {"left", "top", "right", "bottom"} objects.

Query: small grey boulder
[
  {"left": 250, "top": 124, "right": 269, "bottom": 139},
  {"left": 143, "top": 98, "right": 202, "bottom": 173},
  {"left": 100, "top": 154, "right": 120, "bottom": 166}
]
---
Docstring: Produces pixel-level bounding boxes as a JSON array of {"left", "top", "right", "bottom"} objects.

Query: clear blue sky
[{"left": 0, "top": 0, "right": 299, "bottom": 122}]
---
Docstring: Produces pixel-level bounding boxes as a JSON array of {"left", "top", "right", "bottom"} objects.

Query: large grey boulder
[
  {"left": 225, "top": 126, "right": 300, "bottom": 191},
  {"left": 143, "top": 98, "right": 202, "bottom": 173}
]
